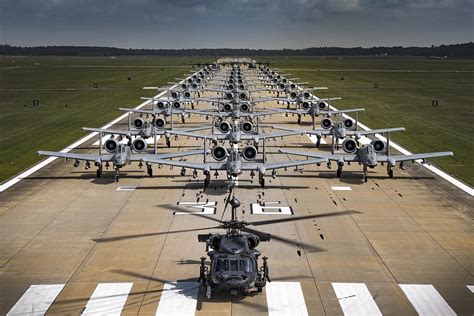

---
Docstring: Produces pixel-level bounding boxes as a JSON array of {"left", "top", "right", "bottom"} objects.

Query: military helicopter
[{"left": 168, "top": 192, "right": 354, "bottom": 298}]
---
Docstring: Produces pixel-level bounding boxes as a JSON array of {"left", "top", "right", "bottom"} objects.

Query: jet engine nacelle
[
  {"left": 170, "top": 91, "right": 180, "bottom": 99},
  {"left": 172, "top": 101, "right": 182, "bottom": 109},
  {"left": 318, "top": 101, "right": 327, "bottom": 110},
  {"left": 240, "top": 103, "right": 251, "bottom": 112},
  {"left": 302, "top": 91, "right": 311, "bottom": 99},
  {"left": 225, "top": 92, "right": 233, "bottom": 100},
  {"left": 156, "top": 101, "right": 165, "bottom": 109},
  {"left": 212, "top": 146, "right": 228, "bottom": 161},
  {"left": 132, "top": 138, "right": 147, "bottom": 152},
  {"left": 342, "top": 139, "right": 358, "bottom": 153},
  {"left": 344, "top": 119, "right": 354, "bottom": 129},
  {"left": 371, "top": 140, "right": 386, "bottom": 153},
  {"left": 133, "top": 117, "right": 144, "bottom": 129},
  {"left": 183, "top": 91, "right": 191, "bottom": 98},
  {"left": 321, "top": 118, "right": 333, "bottom": 129},
  {"left": 239, "top": 92, "right": 248, "bottom": 100},
  {"left": 181, "top": 83, "right": 188, "bottom": 90},
  {"left": 242, "top": 145, "right": 257, "bottom": 161},
  {"left": 154, "top": 117, "right": 166, "bottom": 129},
  {"left": 290, "top": 83, "right": 297, "bottom": 89},
  {"left": 241, "top": 121, "right": 253, "bottom": 133},
  {"left": 104, "top": 139, "right": 118, "bottom": 153},
  {"left": 218, "top": 121, "right": 231, "bottom": 133},
  {"left": 223, "top": 103, "right": 232, "bottom": 112},
  {"left": 290, "top": 91, "right": 298, "bottom": 99},
  {"left": 301, "top": 101, "right": 311, "bottom": 110}
]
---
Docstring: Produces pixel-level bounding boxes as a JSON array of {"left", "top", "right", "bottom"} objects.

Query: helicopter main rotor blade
[
  {"left": 93, "top": 226, "right": 219, "bottom": 243},
  {"left": 161, "top": 203, "right": 224, "bottom": 224},
  {"left": 241, "top": 227, "right": 324, "bottom": 253},
  {"left": 220, "top": 190, "right": 233, "bottom": 221},
  {"left": 248, "top": 210, "right": 359, "bottom": 227}
]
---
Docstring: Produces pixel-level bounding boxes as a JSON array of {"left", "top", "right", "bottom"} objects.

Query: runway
[{"left": 1, "top": 61, "right": 473, "bottom": 315}]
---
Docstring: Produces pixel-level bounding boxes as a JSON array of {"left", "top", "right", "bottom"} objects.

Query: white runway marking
[
  {"left": 175, "top": 201, "right": 217, "bottom": 214},
  {"left": 155, "top": 282, "right": 199, "bottom": 316},
  {"left": 467, "top": 285, "right": 474, "bottom": 293},
  {"left": 331, "top": 186, "right": 352, "bottom": 191},
  {"left": 116, "top": 185, "right": 138, "bottom": 191},
  {"left": 7, "top": 284, "right": 65, "bottom": 316},
  {"left": 399, "top": 284, "right": 456, "bottom": 316},
  {"left": 82, "top": 282, "right": 133, "bottom": 315},
  {"left": 266, "top": 282, "right": 308, "bottom": 316},
  {"left": 251, "top": 202, "right": 293, "bottom": 215},
  {"left": 332, "top": 283, "right": 381, "bottom": 316},
  {"left": 0, "top": 73, "right": 197, "bottom": 193}
]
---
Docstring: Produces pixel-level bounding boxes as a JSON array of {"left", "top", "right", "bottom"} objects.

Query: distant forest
[{"left": 0, "top": 42, "right": 472, "bottom": 58}]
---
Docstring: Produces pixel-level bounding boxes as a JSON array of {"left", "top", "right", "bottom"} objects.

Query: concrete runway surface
[{"left": 1, "top": 62, "right": 473, "bottom": 315}]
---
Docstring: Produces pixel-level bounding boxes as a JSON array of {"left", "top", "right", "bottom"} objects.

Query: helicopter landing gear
[
  {"left": 147, "top": 163, "right": 153, "bottom": 177},
  {"left": 256, "top": 256, "right": 270, "bottom": 292}
]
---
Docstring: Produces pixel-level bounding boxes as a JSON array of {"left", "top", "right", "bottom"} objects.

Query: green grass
[
  {"left": 1, "top": 56, "right": 473, "bottom": 187},
  {"left": 268, "top": 56, "right": 474, "bottom": 186},
  {"left": 0, "top": 56, "right": 213, "bottom": 182}
]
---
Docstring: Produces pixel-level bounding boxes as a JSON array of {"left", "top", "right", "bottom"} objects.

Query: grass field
[
  {"left": 0, "top": 56, "right": 473, "bottom": 186},
  {"left": 269, "top": 57, "right": 474, "bottom": 186},
  {"left": 0, "top": 56, "right": 212, "bottom": 182}
]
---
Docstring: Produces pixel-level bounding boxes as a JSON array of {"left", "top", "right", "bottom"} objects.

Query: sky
[{"left": 0, "top": 0, "right": 473, "bottom": 49}]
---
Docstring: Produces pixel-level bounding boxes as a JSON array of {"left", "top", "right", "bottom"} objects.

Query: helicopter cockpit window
[
  {"left": 231, "top": 152, "right": 237, "bottom": 161},
  {"left": 121, "top": 146, "right": 126, "bottom": 153},
  {"left": 230, "top": 259, "right": 239, "bottom": 272},
  {"left": 216, "top": 259, "right": 229, "bottom": 272},
  {"left": 240, "top": 258, "right": 252, "bottom": 272}
]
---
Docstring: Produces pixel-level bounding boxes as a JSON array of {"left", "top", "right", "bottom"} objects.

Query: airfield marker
[
  {"left": 7, "top": 284, "right": 65, "bottom": 316},
  {"left": 82, "top": 282, "right": 133, "bottom": 315}
]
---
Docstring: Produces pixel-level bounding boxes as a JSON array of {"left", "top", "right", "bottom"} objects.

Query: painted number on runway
[
  {"left": 175, "top": 201, "right": 217, "bottom": 215},
  {"left": 251, "top": 202, "right": 293, "bottom": 215}
]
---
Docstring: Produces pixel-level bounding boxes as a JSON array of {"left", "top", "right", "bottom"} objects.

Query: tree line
[{"left": 0, "top": 42, "right": 472, "bottom": 57}]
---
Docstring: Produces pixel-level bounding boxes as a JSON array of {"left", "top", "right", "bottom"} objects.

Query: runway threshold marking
[
  {"left": 467, "top": 285, "right": 474, "bottom": 293},
  {"left": 0, "top": 72, "right": 199, "bottom": 193},
  {"left": 251, "top": 202, "right": 293, "bottom": 215},
  {"left": 265, "top": 282, "right": 308, "bottom": 316},
  {"left": 7, "top": 284, "right": 65, "bottom": 316},
  {"left": 155, "top": 282, "right": 199, "bottom": 316},
  {"left": 332, "top": 283, "right": 382, "bottom": 316},
  {"left": 82, "top": 282, "right": 133, "bottom": 315},
  {"left": 399, "top": 284, "right": 456, "bottom": 316},
  {"left": 331, "top": 186, "right": 352, "bottom": 191}
]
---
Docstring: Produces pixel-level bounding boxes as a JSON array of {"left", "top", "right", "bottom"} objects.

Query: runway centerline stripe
[
  {"left": 82, "top": 282, "right": 133, "bottom": 315},
  {"left": 332, "top": 283, "right": 382, "bottom": 316},
  {"left": 399, "top": 284, "right": 456, "bottom": 316},
  {"left": 155, "top": 282, "right": 199, "bottom": 316},
  {"left": 7, "top": 284, "right": 65, "bottom": 316},
  {"left": 0, "top": 72, "right": 197, "bottom": 193},
  {"left": 266, "top": 282, "right": 308, "bottom": 316}
]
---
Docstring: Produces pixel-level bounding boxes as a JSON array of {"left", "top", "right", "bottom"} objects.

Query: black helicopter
[{"left": 172, "top": 192, "right": 354, "bottom": 298}]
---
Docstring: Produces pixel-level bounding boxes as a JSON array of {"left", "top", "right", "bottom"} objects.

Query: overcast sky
[{"left": 0, "top": 0, "right": 472, "bottom": 49}]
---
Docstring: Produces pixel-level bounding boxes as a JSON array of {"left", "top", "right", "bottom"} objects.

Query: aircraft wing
[
  {"left": 270, "top": 108, "right": 302, "bottom": 115},
  {"left": 252, "top": 97, "right": 287, "bottom": 103},
  {"left": 37, "top": 151, "right": 114, "bottom": 162},
  {"left": 378, "top": 151, "right": 453, "bottom": 163},
  {"left": 346, "top": 127, "right": 405, "bottom": 136},
  {"left": 119, "top": 108, "right": 156, "bottom": 115},
  {"left": 82, "top": 127, "right": 137, "bottom": 137},
  {"left": 250, "top": 130, "right": 305, "bottom": 140},
  {"left": 243, "top": 110, "right": 280, "bottom": 117},
  {"left": 242, "top": 158, "right": 327, "bottom": 171},
  {"left": 165, "top": 130, "right": 224, "bottom": 140},
  {"left": 131, "top": 150, "right": 205, "bottom": 162},
  {"left": 279, "top": 149, "right": 358, "bottom": 162},
  {"left": 323, "top": 108, "right": 365, "bottom": 116},
  {"left": 139, "top": 157, "right": 226, "bottom": 170},
  {"left": 185, "top": 109, "right": 230, "bottom": 117}
]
